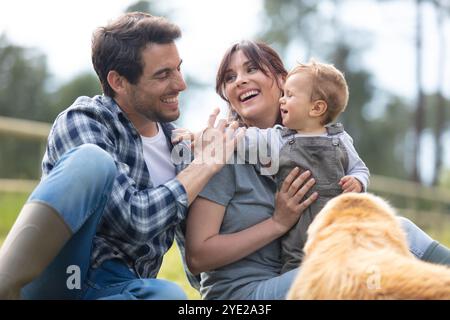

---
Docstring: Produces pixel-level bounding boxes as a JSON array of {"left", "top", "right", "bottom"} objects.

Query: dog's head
[{"left": 304, "top": 193, "right": 411, "bottom": 256}]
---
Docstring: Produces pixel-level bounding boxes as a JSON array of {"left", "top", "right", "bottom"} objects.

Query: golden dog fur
[{"left": 287, "top": 193, "right": 450, "bottom": 300}]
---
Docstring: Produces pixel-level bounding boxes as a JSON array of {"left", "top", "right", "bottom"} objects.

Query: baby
[{"left": 244, "top": 59, "right": 370, "bottom": 273}]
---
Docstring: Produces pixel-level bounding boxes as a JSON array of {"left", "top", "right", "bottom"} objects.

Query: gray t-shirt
[{"left": 198, "top": 163, "right": 282, "bottom": 300}]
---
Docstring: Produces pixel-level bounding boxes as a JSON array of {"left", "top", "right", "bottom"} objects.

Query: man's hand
[
  {"left": 176, "top": 108, "right": 245, "bottom": 205},
  {"left": 192, "top": 108, "right": 245, "bottom": 172},
  {"left": 171, "top": 128, "right": 195, "bottom": 145},
  {"left": 339, "top": 176, "right": 363, "bottom": 193}
]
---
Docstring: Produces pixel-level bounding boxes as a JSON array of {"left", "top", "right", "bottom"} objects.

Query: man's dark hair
[{"left": 92, "top": 12, "right": 181, "bottom": 97}]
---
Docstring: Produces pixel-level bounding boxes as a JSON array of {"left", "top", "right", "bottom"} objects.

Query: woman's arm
[{"left": 185, "top": 168, "right": 318, "bottom": 275}]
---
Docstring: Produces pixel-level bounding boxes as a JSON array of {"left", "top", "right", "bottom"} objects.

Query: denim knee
[
  {"left": 398, "top": 216, "right": 433, "bottom": 258},
  {"left": 398, "top": 217, "right": 414, "bottom": 235},
  {"left": 398, "top": 216, "right": 427, "bottom": 240},
  {"left": 70, "top": 144, "right": 116, "bottom": 189},
  {"left": 55, "top": 144, "right": 116, "bottom": 200},
  {"left": 154, "top": 279, "right": 187, "bottom": 300},
  {"left": 28, "top": 144, "right": 117, "bottom": 231}
]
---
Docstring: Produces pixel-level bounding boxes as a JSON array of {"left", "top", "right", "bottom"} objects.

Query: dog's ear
[
  {"left": 321, "top": 193, "right": 398, "bottom": 222},
  {"left": 305, "top": 193, "right": 410, "bottom": 256},
  {"left": 304, "top": 197, "right": 340, "bottom": 253},
  {"left": 305, "top": 193, "right": 396, "bottom": 249}
]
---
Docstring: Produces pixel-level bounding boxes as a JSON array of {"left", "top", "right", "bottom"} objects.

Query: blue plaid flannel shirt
[{"left": 42, "top": 95, "right": 190, "bottom": 279}]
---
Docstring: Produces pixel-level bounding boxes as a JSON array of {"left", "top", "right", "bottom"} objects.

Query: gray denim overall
[{"left": 276, "top": 123, "right": 349, "bottom": 273}]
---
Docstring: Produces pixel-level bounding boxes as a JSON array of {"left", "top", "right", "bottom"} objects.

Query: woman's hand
[{"left": 272, "top": 167, "right": 318, "bottom": 233}]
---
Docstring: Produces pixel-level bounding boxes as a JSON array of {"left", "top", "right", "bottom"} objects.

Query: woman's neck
[{"left": 244, "top": 111, "right": 279, "bottom": 129}]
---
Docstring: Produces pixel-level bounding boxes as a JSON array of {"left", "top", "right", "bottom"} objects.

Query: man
[{"left": 0, "top": 12, "right": 241, "bottom": 299}]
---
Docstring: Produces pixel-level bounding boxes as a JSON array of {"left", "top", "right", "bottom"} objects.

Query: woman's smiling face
[{"left": 223, "top": 50, "right": 283, "bottom": 128}]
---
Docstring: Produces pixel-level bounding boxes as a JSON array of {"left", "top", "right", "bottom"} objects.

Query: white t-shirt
[{"left": 140, "top": 123, "right": 176, "bottom": 187}]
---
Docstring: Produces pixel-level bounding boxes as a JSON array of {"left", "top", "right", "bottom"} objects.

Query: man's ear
[
  {"left": 107, "top": 70, "right": 127, "bottom": 96},
  {"left": 310, "top": 100, "right": 327, "bottom": 117}
]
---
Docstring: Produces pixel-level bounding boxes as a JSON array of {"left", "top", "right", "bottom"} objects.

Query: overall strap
[
  {"left": 325, "top": 123, "right": 344, "bottom": 146},
  {"left": 325, "top": 122, "right": 344, "bottom": 135},
  {"left": 280, "top": 126, "right": 297, "bottom": 138}
]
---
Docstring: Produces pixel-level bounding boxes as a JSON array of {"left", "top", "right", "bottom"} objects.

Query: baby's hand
[
  {"left": 171, "top": 128, "right": 195, "bottom": 145},
  {"left": 339, "top": 176, "right": 363, "bottom": 193}
]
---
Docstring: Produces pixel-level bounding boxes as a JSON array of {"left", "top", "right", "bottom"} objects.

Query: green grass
[
  {"left": 1, "top": 192, "right": 449, "bottom": 301},
  {"left": 0, "top": 192, "right": 28, "bottom": 237},
  {"left": 158, "top": 244, "right": 201, "bottom": 299}
]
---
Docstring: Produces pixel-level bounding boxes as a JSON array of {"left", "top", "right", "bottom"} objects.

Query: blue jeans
[
  {"left": 249, "top": 216, "right": 435, "bottom": 300},
  {"left": 20, "top": 144, "right": 186, "bottom": 300},
  {"left": 82, "top": 260, "right": 187, "bottom": 300}
]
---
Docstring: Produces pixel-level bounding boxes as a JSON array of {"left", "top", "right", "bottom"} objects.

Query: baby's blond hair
[{"left": 287, "top": 59, "right": 349, "bottom": 125}]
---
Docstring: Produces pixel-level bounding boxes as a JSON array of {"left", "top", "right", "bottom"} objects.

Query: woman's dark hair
[
  {"left": 215, "top": 40, "right": 288, "bottom": 124},
  {"left": 92, "top": 12, "right": 181, "bottom": 97}
]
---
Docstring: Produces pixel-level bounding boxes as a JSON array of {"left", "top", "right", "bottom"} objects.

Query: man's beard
[{"left": 137, "top": 104, "right": 180, "bottom": 123}]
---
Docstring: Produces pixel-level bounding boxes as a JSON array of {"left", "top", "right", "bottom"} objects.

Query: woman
[{"left": 185, "top": 40, "right": 450, "bottom": 300}]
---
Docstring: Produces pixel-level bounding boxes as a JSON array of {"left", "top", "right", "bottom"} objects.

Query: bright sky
[{"left": 1, "top": 0, "right": 449, "bottom": 181}]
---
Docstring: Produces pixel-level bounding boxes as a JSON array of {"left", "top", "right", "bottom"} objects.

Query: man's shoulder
[
  {"left": 68, "top": 95, "right": 114, "bottom": 114},
  {"left": 55, "top": 95, "right": 116, "bottom": 122}
]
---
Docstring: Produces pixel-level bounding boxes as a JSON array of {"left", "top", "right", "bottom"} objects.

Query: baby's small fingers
[{"left": 341, "top": 180, "right": 352, "bottom": 190}]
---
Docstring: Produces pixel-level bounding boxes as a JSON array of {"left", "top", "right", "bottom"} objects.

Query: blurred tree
[
  {"left": 49, "top": 72, "right": 101, "bottom": 119},
  {"left": 332, "top": 42, "right": 411, "bottom": 178},
  {"left": 259, "top": 0, "right": 320, "bottom": 57},
  {"left": 0, "top": 38, "right": 101, "bottom": 179},
  {"left": 376, "top": 0, "right": 450, "bottom": 184},
  {"left": 0, "top": 34, "right": 52, "bottom": 179},
  {"left": 125, "top": 0, "right": 170, "bottom": 17},
  {"left": 412, "top": 0, "right": 425, "bottom": 182},
  {"left": 0, "top": 34, "right": 50, "bottom": 121},
  {"left": 126, "top": 0, "right": 152, "bottom": 13},
  {"left": 432, "top": 0, "right": 450, "bottom": 185}
]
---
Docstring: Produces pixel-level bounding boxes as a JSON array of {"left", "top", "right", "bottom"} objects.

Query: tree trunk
[
  {"left": 432, "top": 0, "right": 446, "bottom": 186},
  {"left": 413, "top": 0, "right": 425, "bottom": 183}
]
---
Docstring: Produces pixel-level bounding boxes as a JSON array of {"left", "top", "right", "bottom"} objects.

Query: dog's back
[{"left": 287, "top": 193, "right": 450, "bottom": 300}]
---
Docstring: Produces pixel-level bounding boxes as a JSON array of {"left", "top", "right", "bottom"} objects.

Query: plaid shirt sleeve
[{"left": 43, "top": 101, "right": 188, "bottom": 245}]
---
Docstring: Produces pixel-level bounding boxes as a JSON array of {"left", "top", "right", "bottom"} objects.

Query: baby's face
[{"left": 279, "top": 72, "right": 314, "bottom": 130}]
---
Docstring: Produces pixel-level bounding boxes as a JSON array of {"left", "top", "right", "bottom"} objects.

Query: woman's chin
[
  {"left": 243, "top": 100, "right": 272, "bottom": 115},
  {"left": 239, "top": 106, "right": 263, "bottom": 120}
]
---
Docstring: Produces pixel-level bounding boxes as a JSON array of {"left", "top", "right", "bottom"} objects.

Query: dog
[{"left": 287, "top": 193, "right": 450, "bottom": 299}]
